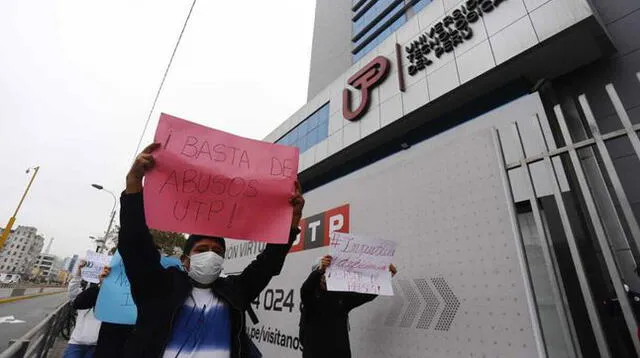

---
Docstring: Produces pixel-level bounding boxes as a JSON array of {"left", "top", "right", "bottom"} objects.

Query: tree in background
[
  {"left": 103, "top": 226, "right": 185, "bottom": 256},
  {"left": 151, "top": 229, "right": 186, "bottom": 256}
]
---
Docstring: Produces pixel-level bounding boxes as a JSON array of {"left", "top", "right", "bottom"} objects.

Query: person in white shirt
[{"left": 62, "top": 260, "right": 102, "bottom": 358}]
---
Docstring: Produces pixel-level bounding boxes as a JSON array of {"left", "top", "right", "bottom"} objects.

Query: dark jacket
[
  {"left": 118, "top": 192, "right": 297, "bottom": 358},
  {"left": 73, "top": 285, "right": 134, "bottom": 358},
  {"left": 299, "top": 269, "right": 376, "bottom": 358}
]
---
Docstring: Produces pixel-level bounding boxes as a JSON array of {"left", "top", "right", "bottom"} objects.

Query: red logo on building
[
  {"left": 290, "top": 204, "right": 350, "bottom": 253},
  {"left": 342, "top": 56, "right": 390, "bottom": 121}
]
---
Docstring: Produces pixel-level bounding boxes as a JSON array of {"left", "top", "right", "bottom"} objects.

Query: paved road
[{"left": 0, "top": 292, "right": 67, "bottom": 352}]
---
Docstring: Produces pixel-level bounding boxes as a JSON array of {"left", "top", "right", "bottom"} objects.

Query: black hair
[{"left": 183, "top": 235, "right": 226, "bottom": 256}]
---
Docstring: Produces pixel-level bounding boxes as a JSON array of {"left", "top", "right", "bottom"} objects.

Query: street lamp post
[
  {"left": 89, "top": 235, "right": 105, "bottom": 252},
  {"left": 91, "top": 184, "right": 117, "bottom": 253},
  {"left": 0, "top": 166, "right": 40, "bottom": 250}
]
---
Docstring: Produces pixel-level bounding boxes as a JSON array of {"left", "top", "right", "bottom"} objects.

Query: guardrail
[
  {"left": 0, "top": 300, "right": 70, "bottom": 358},
  {"left": 0, "top": 283, "right": 64, "bottom": 289}
]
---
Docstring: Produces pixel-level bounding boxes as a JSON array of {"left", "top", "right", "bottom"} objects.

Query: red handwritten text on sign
[{"left": 144, "top": 113, "right": 299, "bottom": 244}]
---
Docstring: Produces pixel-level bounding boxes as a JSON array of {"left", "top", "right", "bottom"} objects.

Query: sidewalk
[
  {"left": 47, "top": 337, "right": 68, "bottom": 358},
  {"left": 0, "top": 290, "right": 66, "bottom": 304}
]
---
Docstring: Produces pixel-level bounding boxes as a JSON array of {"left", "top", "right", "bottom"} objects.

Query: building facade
[
  {"left": 62, "top": 254, "right": 79, "bottom": 273},
  {"left": 33, "top": 253, "right": 62, "bottom": 282},
  {"left": 224, "top": 1, "right": 640, "bottom": 357},
  {"left": 0, "top": 226, "right": 45, "bottom": 276}
]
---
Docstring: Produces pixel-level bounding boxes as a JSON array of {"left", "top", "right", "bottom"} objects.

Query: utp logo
[
  {"left": 290, "top": 204, "right": 350, "bottom": 253},
  {"left": 342, "top": 56, "right": 390, "bottom": 121}
]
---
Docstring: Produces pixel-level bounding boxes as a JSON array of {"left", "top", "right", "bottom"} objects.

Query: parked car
[{"left": 0, "top": 273, "right": 21, "bottom": 284}]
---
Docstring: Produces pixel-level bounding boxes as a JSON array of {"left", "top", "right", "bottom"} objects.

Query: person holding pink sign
[{"left": 118, "top": 143, "right": 304, "bottom": 358}]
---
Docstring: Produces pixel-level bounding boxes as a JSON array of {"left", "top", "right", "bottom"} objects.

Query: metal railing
[
  {"left": 495, "top": 73, "right": 640, "bottom": 357},
  {"left": 0, "top": 283, "right": 64, "bottom": 289},
  {"left": 0, "top": 301, "right": 71, "bottom": 358}
]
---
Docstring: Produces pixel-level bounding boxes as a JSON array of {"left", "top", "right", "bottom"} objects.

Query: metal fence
[
  {"left": 495, "top": 73, "right": 640, "bottom": 357},
  {"left": 0, "top": 301, "right": 71, "bottom": 358}
]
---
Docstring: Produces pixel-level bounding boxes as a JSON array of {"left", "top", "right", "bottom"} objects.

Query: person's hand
[
  {"left": 126, "top": 143, "right": 161, "bottom": 194},
  {"left": 76, "top": 260, "right": 87, "bottom": 276},
  {"left": 99, "top": 266, "right": 111, "bottom": 283},
  {"left": 389, "top": 264, "right": 397, "bottom": 277},
  {"left": 289, "top": 180, "right": 305, "bottom": 229},
  {"left": 319, "top": 255, "right": 332, "bottom": 271}
]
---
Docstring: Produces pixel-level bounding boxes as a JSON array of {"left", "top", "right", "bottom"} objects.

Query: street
[{"left": 0, "top": 292, "right": 67, "bottom": 351}]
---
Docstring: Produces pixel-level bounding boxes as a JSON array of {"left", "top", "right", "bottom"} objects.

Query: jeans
[{"left": 62, "top": 344, "right": 95, "bottom": 358}]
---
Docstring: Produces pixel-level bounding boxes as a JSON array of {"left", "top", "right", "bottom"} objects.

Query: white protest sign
[
  {"left": 81, "top": 250, "right": 112, "bottom": 284},
  {"left": 325, "top": 232, "right": 396, "bottom": 296}
]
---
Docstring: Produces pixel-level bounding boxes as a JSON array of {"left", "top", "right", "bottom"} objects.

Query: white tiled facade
[
  {"left": 34, "top": 253, "right": 62, "bottom": 280},
  {"left": 0, "top": 226, "right": 44, "bottom": 275},
  {"left": 264, "top": 0, "right": 597, "bottom": 172}
]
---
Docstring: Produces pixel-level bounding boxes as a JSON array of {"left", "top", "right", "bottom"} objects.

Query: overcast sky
[{"left": 0, "top": 1, "right": 315, "bottom": 259}]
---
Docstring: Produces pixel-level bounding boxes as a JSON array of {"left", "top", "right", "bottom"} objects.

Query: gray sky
[{"left": 0, "top": 0, "right": 315, "bottom": 259}]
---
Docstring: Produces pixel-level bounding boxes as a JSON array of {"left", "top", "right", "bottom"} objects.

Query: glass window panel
[
  {"left": 307, "top": 111, "right": 320, "bottom": 130},
  {"left": 354, "top": 1, "right": 404, "bottom": 47},
  {"left": 301, "top": 135, "right": 311, "bottom": 152},
  {"left": 300, "top": 119, "right": 311, "bottom": 135},
  {"left": 308, "top": 133, "right": 317, "bottom": 150},
  {"left": 295, "top": 135, "right": 304, "bottom": 153},
  {"left": 278, "top": 135, "right": 290, "bottom": 146},
  {"left": 353, "top": 16, "right": 367, "bottom": 34},
  {"left": 318, "top": 117, "right": 329, "bottom": 141},
  {"left": 307, "top": 127, "right": 319, "bottom": 147},
  {"left": 353, "top": 0, "right": 398, "bottom": 42},
  {"left": 291, "top": 138, "right": 301, "bottom": 151},
  {"left": 413, "top": 0, "right": 432, "bottom": 13},
  {"left": 275, "top": 103, "right": 331, "bottom": 153},
  {"left": 352, "top": 2, "right": 406, "bottom": 62},
  {"left": 388, "top": 13, "right": 406, "bottom": 33},
  {"left": 320, "top": 103, "right": 330, "bottom": 118},
  {"left": 282, "top": 131, "right": 291, "bottom": 144}
]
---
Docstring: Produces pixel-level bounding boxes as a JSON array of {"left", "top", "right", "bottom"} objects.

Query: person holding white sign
[
  {"left": 299, "top": 255, "right": 397, "bottom": 358},
  {"left": 63, "top": 260, "right": 101, "bottom": 358},
  {"left": 72, "top": 264, "right": 135, "bottom": 358}
]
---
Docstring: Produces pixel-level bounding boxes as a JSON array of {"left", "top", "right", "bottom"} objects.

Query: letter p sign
[{"left": 343, "top": 56, "right": 390, "bottom": 121}]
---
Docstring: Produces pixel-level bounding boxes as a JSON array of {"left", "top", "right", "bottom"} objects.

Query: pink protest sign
[{"left": 143, "top": 113, "right": 299, "bottom": 243}]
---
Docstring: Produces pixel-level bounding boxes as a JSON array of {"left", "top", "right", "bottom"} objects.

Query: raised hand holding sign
[
  {"left": 142, "top": 114, "right": 300, "bottom": 243},
  {"left": 95, "top": 251, "right": 184, "bottom": 325},
  {"left": 325, "top": 232, "right": 397, "bottom": 295}
]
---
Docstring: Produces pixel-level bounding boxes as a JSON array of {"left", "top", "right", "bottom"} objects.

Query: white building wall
[
  {"left": 0, "top": 226, "right": 43, "bottom": 275},
  {"left": 228, "top": 94, "right": 566, "bottom": 357},
  {"left": 265, "top": 0, "right": 598, "bottom": 172}
]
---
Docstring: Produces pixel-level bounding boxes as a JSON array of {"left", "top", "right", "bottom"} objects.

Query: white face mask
[{"left": 187, "top": 251, "right": 224, "bottom": 285}]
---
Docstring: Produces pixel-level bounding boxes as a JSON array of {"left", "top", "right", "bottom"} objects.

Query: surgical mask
[{"left": 187, "top": 251, "right": 224, "bottom": 285}]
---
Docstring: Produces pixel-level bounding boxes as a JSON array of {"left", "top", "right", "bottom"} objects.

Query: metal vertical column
[
  {"left": 493, "top": 129, "right": 548, "bottom": 358},
  {"left": 511, "top": 121, "right": 579, "bottom": 358},
  {"left": 554, "top": 105, "right": 640, "bottom": 355},
  {"left": 533, "top": 115, "right": 611, "bottom": 357}
]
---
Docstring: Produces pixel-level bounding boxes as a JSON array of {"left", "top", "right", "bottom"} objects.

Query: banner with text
[
  {"left": 95, "top": 251, "right": 182, "bottom": 324},
  {"left": 81, "top": 250, "right": 111, "bottom": 284},
  {"left": 326, "top": 232, "right": 396, "bottom": 296},
  {"left": 144, "top": 113, "right": 299, "bottom": 243}
]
